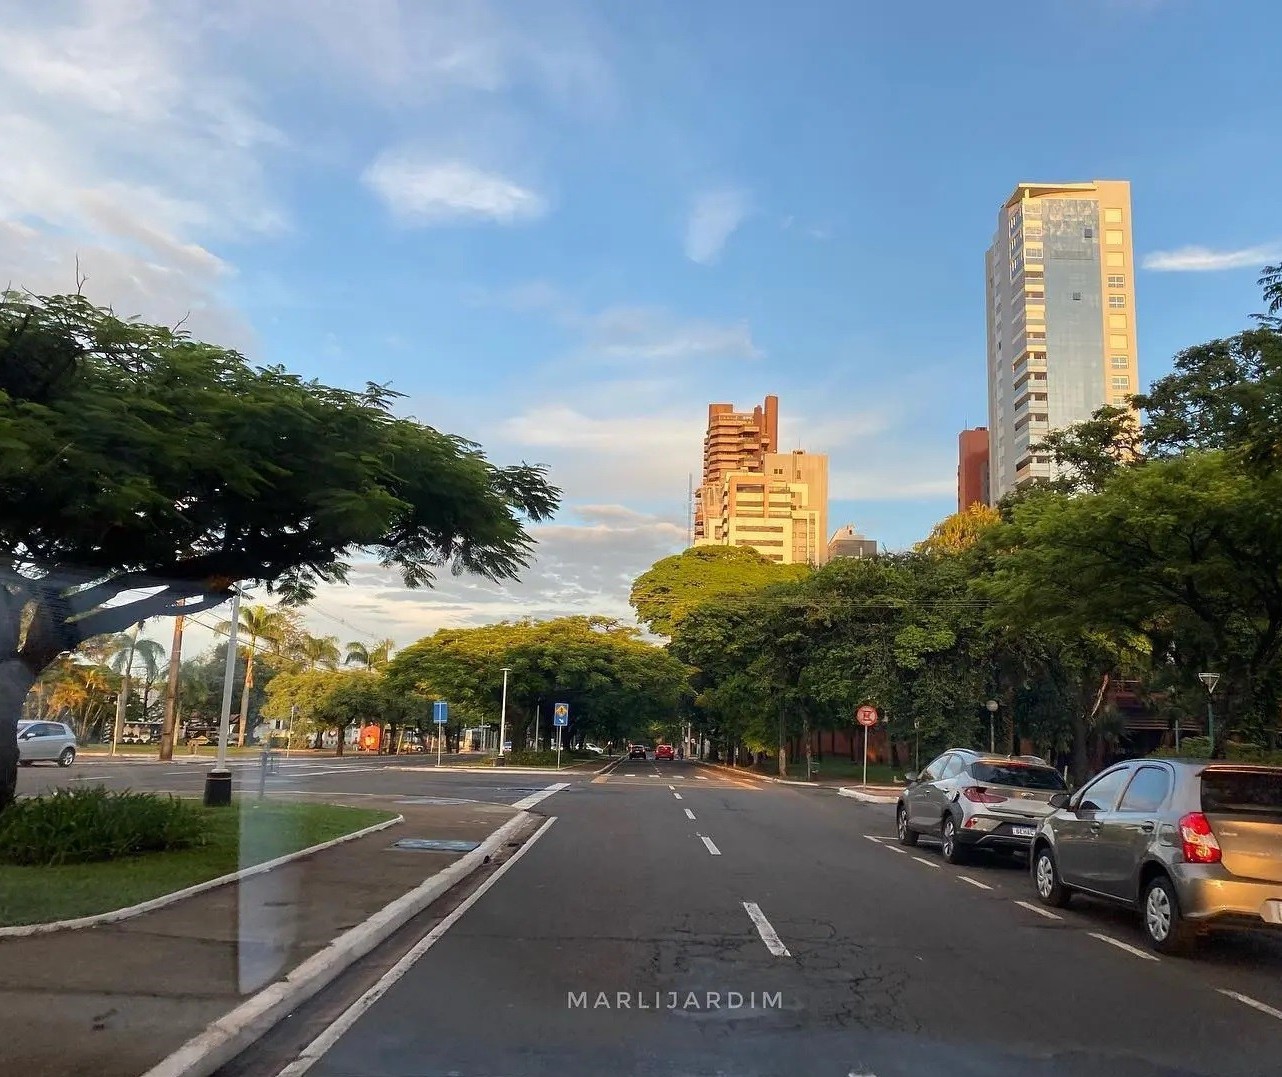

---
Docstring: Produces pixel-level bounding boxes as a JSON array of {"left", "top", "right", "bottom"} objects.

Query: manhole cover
[{"left": 390, "top": 838, "right": 482, "bottom": 853}]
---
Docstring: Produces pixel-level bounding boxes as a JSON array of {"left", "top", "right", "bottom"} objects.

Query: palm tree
[
  {"left": 106, "top": 625, "right": 142, "bottom": 748},
  {"left": 217, "top": 604, "right": 290, "bottom": 747},
  {"left": 131, "top": 639, "right": 167, "bottom": 722},
  {"left": 344, "top": 638, "right": 395, "bottom": 671},
  {"left": 299, "top": 634, "right": 342, "bottom": 672}
]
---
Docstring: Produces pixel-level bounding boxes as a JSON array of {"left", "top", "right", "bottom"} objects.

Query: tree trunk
[
  {"left": 1, "top": 659, "right": 39, "bottom": 811},
  {"left": 334, "top": 727, "right": 345, "bottom": 757},
  {"left": 159, "top": 608, "right": 185, "bottom": 761},
  {"left": 803, "top": 714, "right": 813, "bottom": 780},
  {"left": 777, "top": 700, "right": 787, "bottom": 777},
  {"left": 237, "top": 645, "right": 255, "bottom": 747}
]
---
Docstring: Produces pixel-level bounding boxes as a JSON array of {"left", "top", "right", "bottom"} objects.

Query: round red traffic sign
[{"left": 856, "top": 705, "right": 878, "bottom": 727}]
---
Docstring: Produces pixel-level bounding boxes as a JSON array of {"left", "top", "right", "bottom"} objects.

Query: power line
[{"left": 304, "top": 602, "right": 384, "bottom": 643}]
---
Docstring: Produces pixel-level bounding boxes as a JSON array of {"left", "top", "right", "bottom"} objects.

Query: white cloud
[
  {"left": 1142, "top": 243, "right": 1282, "bottom": 272},
  {"left": 684, "top": 188, "right": 751, "bottom": 264},
  {"left": 363, "top": 153, "right": 546, "bottom": 225},
  {"left": 585, "top": 306, "right": 761, "bottom": 361}
]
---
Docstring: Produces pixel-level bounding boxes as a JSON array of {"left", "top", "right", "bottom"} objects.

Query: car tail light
[
  {"left": 961, "top": 786, "right": 1007, "bottom": 804},
  {"left": 1178, "top": 812, "right": 1222, "bottom": 864}
]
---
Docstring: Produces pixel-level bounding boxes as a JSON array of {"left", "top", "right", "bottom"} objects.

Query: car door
[
  {"left": 1055, "top": 764, "right": 1132, "bottom": 891},
  {"left": 907, "top": 753, "right": 949, "bottom": 828},
  {"left": 933, "top": 753, "right": 968, "bottom": 830},
  {"left": 1094, "top": 764, "right": 1173, "bottom": 901},
  {"left": 24, "top": 723, "right": 57, "bottom": 761}
]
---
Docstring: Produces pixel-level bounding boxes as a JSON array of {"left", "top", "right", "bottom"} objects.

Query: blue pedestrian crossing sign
[
  {"left": 433, "top": 700, "right": 449, "bottom": 725},
  {"left": 553, "top": 702, "right": 569, "bottom": 727}
]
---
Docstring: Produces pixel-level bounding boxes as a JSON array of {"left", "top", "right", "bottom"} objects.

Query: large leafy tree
[
  {"left": 0, "top": 292, "right": 558, "bottom": 808},
  {"left": 629, "top": 545, "right": 809, "bottom": 637}
]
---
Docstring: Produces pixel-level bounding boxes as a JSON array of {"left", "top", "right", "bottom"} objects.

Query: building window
[
  {"left": 1109, "top": 314, "right": 1128, "bottom": 330},
  {"left": 1071, "top": 291, "right": 1082, "bottom": 301},
  {"left": 1106, "top": 229, "right": 1124, "bottom": 246},
  {"left": 1104, "top": 207, "right": 1123, "bottom": 224},
  {"left": 1107, "top": 275, "right": 1125, "bottom": 288},
  {"left": 1025, "top": 246, "right": 1043, "bottom": 261},
  {"left": 1107, "top": 251, "right": 1125, "bottom": 268},
  {"left": 1110, "top": 334, "right": 1128, "bottom": 349},
  {"left": 1084, "top": 226, "right": 1094, "bottom": 239},
  {"left": 1112, "top": 375, "right": 1131, "bottom": 389},
  {"left": 1113, "top": 394, "right": 1129, "bottom": 406},
  {"left": 1111, "top": 355, "right": 1129, "bottom": 368},
  {"left": 1108, "top": 295, "right": 1126, "bottom": 308}
]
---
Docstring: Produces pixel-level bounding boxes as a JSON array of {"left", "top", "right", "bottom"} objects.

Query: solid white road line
[
  {"left": 912, "top": 857, "right": 939, "bottom": 868},
  {"left": 957, "top": 875, "right": 993, "bottom": 891},
  {"left": 1013, "top": 900, "right": 1061, "bottom": 920},
  {"left": 684, "top": 808, "right": 696, "bottom": 820},
  {"left": 276, "top": 816, "right": 558, "bottom": 1077},
  {"left": 700, "top": 835, "right": 721, "bottom": 856},
  {"left": 511, "top": 782, "right": 570, "bottom": 811},
  {"left": 673, "top": 792, "right": 683, "bottom": 800},
  {"left": 1088, "top": 932, "right": 1159, "bottom": 961},
  {"left": 1218, "top": 989, "right": 1282, "bottom": 1021},
  {"left": 742, "top": 902, "right": 791, "bottom": 957}
]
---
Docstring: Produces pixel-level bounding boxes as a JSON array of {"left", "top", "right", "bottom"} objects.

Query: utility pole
[
  {"left": 204, "top": 589, "right": 240, "bottom": 806},
  {"left": 158, "top": 600, "right": 185, "bottom": 761},
  {"left": 498, "top": 666, "right": 510, "bottom": 761},
  {"left": 110, "top": 623, "right": 142, "bottom": 756}
]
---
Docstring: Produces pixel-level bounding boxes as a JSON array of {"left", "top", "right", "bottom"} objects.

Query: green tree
[
  {"left": 0, "top": 292, "right": 559, "bottom": 809},
  {"left": 915, "top": 503, "right": 1001, "bottom": 554},
  {"left": 296, "top": 634, "right": 342, "bottom": 672},
  {"left": 345, "top": 638, "right": 395, "bottom": 671},
  {"left": 261, "top": 670, "right": 353, "bottom": 752},
  {"left": 629, "top": 545, "right": 809, "bottom": 637}
]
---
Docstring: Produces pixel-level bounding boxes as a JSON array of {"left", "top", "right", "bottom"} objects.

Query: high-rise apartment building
[
  {"left": 985, "top": 180, "right": 1138, "bottom": 500},
  {"left": 957, "top": 427, "right": 991, "bottom": 510},
  {"left": 696, "top": 449, "right": 829, "bottom": 565},
  {"left": 693, "top": 396, "right": 778, "bottom": 543}
]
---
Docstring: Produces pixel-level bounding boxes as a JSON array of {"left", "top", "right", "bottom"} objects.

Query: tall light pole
[
  {"left": 498, "top": 667, "right": 511, "bottom": 758},
  {"left": 1198, "top": 672, "right": 1220, "bottom": 755},
  {"left": 204, "top": 588, "right": 240, "bottom": 807},
  {"left": 985, "top": 699, "right": 999, "bottom": 754}
]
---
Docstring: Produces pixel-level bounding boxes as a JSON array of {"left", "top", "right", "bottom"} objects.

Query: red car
[{"left": 655, "top": 744, "right": 675, "bottom": 761}]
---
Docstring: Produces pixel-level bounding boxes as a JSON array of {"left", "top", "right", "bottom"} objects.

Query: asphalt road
[{"left": 209, "top": 755, "right": 1282, "bottom": 1077}]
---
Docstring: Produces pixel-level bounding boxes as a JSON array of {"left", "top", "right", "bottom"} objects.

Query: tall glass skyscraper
[{"left": 985, "top": 180, "right": 1138, "bottom": 501}]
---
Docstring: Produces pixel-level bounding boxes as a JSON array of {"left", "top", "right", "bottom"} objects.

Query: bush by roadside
[
  {"left": 1150, "top": 738, "right": 1282, "bottom": 766},
  {"left": 0, "top": 788, "right": 206, "bottom": 867}
]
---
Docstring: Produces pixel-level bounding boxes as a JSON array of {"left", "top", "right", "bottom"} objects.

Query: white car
[{"left": 17, "top": 720, "right": 78, "bottom": 767}]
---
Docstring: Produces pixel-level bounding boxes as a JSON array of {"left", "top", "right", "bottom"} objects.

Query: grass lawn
[
  {"left": 753, "top": 759, "right": 906, "bottom": 784},
  {"left": 0, "top": 800, "right": 395, "bottom": 928}
]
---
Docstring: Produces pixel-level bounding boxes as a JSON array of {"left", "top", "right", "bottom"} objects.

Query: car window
[
  {"left": 1201, "top": 770, "right": 1282, "bottom": 818},
  {"left": 1118, "top": 766, "right": 1171, "bottom": 812},
  {"left": 919, "top": 753, "right": 948, "bottom": 781},
  {"left": 970, "top": 762, "right": 1066, "bottom": 790},
  {"left": 939, "top": 754, "right": 966, "bottom": 780},
  {"left": 1076, "top": 767, "right": 1130, "bottom": 812}
]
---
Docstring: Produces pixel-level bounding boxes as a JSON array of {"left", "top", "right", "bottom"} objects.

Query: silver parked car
[
  {"left": 16, "top": 720, "right": 78, "bottom": 767},
  {"left": 1031, "top": 759, "right": 1282, "bottom": 953},
  {"left": 897, "top": 748, "right": 1068, "bottom": 863}
]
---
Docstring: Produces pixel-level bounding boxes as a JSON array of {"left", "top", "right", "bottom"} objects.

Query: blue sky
[{"left": 3, "top": 0, "right": 1280, "bottom": 649}]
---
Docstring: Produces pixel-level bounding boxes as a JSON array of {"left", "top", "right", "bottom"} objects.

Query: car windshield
[
  {"left": 1201, "top": 770, "right": 1282, "bottom": 817},
  {"left": 969, "top": 762, "right": 1066, "bottom": 791}
]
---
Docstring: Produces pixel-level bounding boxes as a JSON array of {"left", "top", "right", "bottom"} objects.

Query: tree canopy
[{"left": 0, "top": 291, "right": 559, "bottom": 808}]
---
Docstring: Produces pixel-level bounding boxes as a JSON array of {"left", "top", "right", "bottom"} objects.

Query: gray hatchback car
[
  {"left": 16, "top": 720, "right": 78, "bottom": 766},
  {"left": 1031, "top": 759, "right": 1282, "bottom": 953}
]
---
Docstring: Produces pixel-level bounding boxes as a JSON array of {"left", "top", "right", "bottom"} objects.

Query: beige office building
[
  {"left": 697, "top": 449, "right": 828, "bottom": 566},
  {"left": 985, "top": 180, "right": 1138, "bottom": 500}
]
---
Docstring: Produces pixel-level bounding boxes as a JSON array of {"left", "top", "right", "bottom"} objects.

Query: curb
[
  {"left": 140, "top": 808, "right": 538, "bottom": 1077},
  {"left": 0, "top": 814, "right": 404, "bottom": 939},
  {"left": 837, "top": 787, "right": 900, "bottom": 805},
  {"left": 387, "top": 762, "right": 600, "bottom": 776}
]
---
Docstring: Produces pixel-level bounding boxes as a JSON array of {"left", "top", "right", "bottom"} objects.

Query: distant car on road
[
  {"left": 897, "top": 748, "right": 1067, "bottom": 863},
  {"left": 16, "top": 720, "right": 77, "bottom": 767},
  {"left": 1032, "top": 759, "right": 1282, "bottom": 953},
  {"left": 628, "top": 744, "right": 647, "bottom": 759},
  {"left": 654, "top": 744, "right": 675, "bottom": 761}
]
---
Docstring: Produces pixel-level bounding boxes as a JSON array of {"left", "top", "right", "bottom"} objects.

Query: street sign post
[
  {"left": 433, "top": 700, "right": 448, "bottom": 767},
  {"left": 1198, "top": 673, "right": 1220, "bottom": 755},
  {"left": 856, "top": 705, "right": 879, "bottom": 788},
  {"left": 553, "top": 702, "right": 569, "bottom": 769}
]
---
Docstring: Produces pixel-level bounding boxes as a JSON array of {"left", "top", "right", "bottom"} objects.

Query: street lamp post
[
  {"left": 985, "top": 699, "right": 999, "bottom": 754},
  {"left": 498, "top": 667, "right": 510, "bottom": 760},
  {"left": 204, "top": 589, "right": 240, "bottom": 807},
  {"left": 1198, "top": 672, "right": 1220, "bottom": 755}
]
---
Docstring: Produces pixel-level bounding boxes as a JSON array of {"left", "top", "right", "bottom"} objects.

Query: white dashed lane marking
[
  {"left": 957, "top": 875, "right": 992, "bottom": 891},
  {"left": 1088, "top": 932, "right": 1158, "bottom": 961},
  {"left": 742, "top": 902, "right": 791, "bottom": 957},
  {"left": 699, "top": 835, "right": 721, "bottom": 856},
  {"left": 684, "top": 808, "right": 696, "bottom": 820},
  {"left": 1219, "top": 990, "right": 1282, "bottom": 1021},
  {"left": 912, "top": 857, "right": 939, "bottom": 869},
  {"left": 1014, "top": 900, "right": 1061, "bottom": 921}
]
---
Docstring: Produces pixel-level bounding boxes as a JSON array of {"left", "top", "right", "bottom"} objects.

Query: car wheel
[
  {"left": 1033, "top": 845, "right": 1072, "bottom": 908},
  {"left": 941, "top": 815, "right": 967, "bottom": 864},
  {"left": 1142, "top": 874, "right": 1196, "bottom": 955},
  {"left": 896, "top": 804, "right": 918, "bottom": 847},
  {"left": 58, "top": 747, "right": 76, "bottom": 768}
]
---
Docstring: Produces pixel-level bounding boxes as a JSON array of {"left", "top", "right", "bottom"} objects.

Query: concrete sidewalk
[
  {"left": 0, "top": 795, "right": 523, "bottom": 1077},
  {"left": 694, "top": 759, "right": 904, "bottom": 796}
]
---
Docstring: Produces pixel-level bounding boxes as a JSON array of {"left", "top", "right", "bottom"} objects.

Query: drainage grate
[{"left": 390, "top": 838, "right": 482, "bottom": 853}]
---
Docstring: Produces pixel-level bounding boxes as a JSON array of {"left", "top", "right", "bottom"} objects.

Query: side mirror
[
  {"left": 18, "top": 730, "right": 33, "bottom": 740},
  {"left": 903, "top": 770, "right": 919, "bottom": 783},
  {"left": 1048, "top": 792, "right": 1070, "bottom": 810}
]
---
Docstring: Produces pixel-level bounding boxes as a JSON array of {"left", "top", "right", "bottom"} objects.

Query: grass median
[{"left": 0, "top": 799, "right": 395, "bottom": 928}]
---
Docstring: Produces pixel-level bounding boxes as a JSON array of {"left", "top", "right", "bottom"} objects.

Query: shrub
[
  {"left": 0, "top": 788, "right": 207, "bottom": 866},
  {"left": 1149, "top": 738, "right": 1282, "bottom": 766}
]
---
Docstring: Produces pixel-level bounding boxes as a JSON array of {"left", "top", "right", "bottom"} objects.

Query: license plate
[{"left": 1012, "top": 826, "right": 1037, "bottom": 838}]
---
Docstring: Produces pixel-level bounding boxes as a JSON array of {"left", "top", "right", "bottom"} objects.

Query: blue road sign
[
  {"left": 433, "top": 700, "right": 449, "bottom": 725},
  {"left": 553, "top": 702, "right": 569, "bottom": 727}
]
